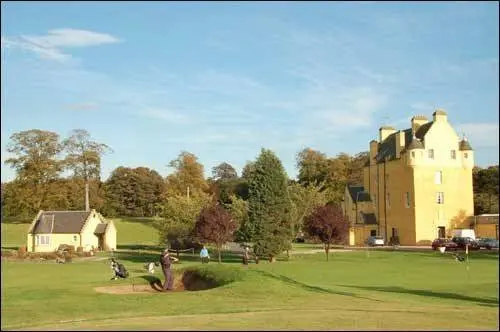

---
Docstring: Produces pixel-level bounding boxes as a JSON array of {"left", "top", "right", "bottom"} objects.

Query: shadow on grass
[
  {"left": 339, "top": 285, "right": 499, "bottom": 307},
  {"left": 254, "top": 270, "right": 380, "bottom": 302},
  {"left": 139, "top": 275, "right": 163, "bottom": 292}
]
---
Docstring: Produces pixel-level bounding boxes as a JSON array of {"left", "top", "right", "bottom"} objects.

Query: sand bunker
[{"left": 95, "top": 270, "right": 217, "bottom": 294}]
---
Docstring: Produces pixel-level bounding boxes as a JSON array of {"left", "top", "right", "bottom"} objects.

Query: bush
[
  {"left": 17, "top": 246, "right": 27, "bottom": 258},
  {"left": 1, "top": 250, "right": 16, "bottom": 258},
  {"left": 63, "top": 252, "right": 73, "bottom": 263}
]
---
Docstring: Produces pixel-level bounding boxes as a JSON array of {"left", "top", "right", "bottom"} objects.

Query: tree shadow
[
  {"left": 254, "top": 270, "right": 380, "bottom": 301},
  {"left": 339, "top": 285, "right": 499, "bottom": 307}
]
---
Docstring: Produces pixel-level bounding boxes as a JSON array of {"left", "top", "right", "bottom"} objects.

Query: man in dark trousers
[{"left": 160, "top": 249, "right": 179, "bottom": 292}]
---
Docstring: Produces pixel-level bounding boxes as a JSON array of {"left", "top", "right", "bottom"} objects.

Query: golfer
[
  {"left": 160, "top": 249, "right": 179, "bottom": 292},
  {"left": 200, "top": 245, "right": 210, "bottom": 264}
]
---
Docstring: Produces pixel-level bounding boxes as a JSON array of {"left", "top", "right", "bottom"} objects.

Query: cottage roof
[
  {"left": 30, "top": 211, "right": 92, "bottom": 234},
  {"left": 94, "top": 223, "right": 108, "bottom": 235}
]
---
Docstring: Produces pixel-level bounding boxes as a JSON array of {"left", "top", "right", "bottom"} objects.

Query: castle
[{"left": 342, "top": 109, "right": 474, "bottom": 246}]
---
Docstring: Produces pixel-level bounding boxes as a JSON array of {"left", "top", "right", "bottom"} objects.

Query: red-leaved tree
[
  {"left": 303, "top": 203, "right": 349, "bottom": 261},
  {"left": 193, "top": 203, "right": 238, "bottom": 263}
]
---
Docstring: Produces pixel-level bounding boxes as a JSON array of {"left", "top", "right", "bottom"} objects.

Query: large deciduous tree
[
  {"left": 103, "top": 166, "right": 165, "bottom": 217},
  {"left": 154, "top": 192, "right": 211, "bottom": 257},
  {"left": 473, "top": 165, "right": 499, "bottom": 214},
  {"left": 165, "top": 151, "right": 208, "bottom": 197},
  {"left": 5, "top": 129, "right": 64, "bottom": 212},
  {"left": 62, "top": 129, "right": 112, "bottom": 211},
  {"left": 247, "top": 148, "right": 292, "bottom": 262},
  {"left": 193, "top": 203, "right": 238, "bottom": 263},
  {"left": 304, "top": 203, "right": 349, "bottom": 261}
]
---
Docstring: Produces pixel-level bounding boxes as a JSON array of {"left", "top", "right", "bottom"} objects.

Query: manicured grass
[
  {"left": 1, "top": 223, "right": 31, "bottom": 249},
  {"left": 1, "top": 249, "right": 498, "bottom": 330}
]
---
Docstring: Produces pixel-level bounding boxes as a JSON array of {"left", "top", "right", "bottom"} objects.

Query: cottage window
[
  {"left": 428, "top": 149, "right": 434, "bottom": 159},
  {"left": 73, "top": 235, "right": 78, "bottom": 241},
  {"left": 451, "top": 150, "right": 456, "bottom": 159},
  {"left": 37, "top": 235, "right": 50, "bottom": 245},
  {"left": 436, "top": 192, "right": 444, "bottom": 204}
]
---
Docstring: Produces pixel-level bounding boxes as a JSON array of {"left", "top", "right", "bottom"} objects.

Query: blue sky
[{"left": 1, "top": 1, "right": 499, "bottom": 182}]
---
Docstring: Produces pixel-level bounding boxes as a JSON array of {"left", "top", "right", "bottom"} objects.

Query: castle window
[
  {"left": 411, "top": 151, "right": 415, "bottom": 158},
  {"left": 451, "top": 150, "right": 456, "bottom": 159},
  {"left": 436, "top": 192, "right": 444, "bottom": 204},
  {"left": 464, "top": 153, "right": 468, "bottom": 159},
  {"left": 405, "top": 192, "right": 411, "bottom": 208},
  {"left": 428, "top": 149, "right": 434, "bottom": 159},
  {"left": 435, "top": 171, "right": 442, "bottom": 185},
  {"left": 386, "top": 193, "right": 391, "bottom": 208}
]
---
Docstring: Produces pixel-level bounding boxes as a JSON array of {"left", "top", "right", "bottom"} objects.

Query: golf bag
[{"left": 110, "top": 258, "right": 129, "bottom": 279}]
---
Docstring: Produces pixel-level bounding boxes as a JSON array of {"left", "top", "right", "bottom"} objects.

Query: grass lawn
[{"left": 1, "top": 248, "right": 498, "bottom": 331}]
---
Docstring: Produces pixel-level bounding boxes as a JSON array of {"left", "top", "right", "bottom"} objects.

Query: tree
[
  {"left": 288, "top": 181, "right": 329, "bottom": 239},
  {"left": 165, "top": 151, "right": 208, "bottom": 197},
  {"left": 473, "top": 165, "right": 499, "bottom": 214},
  {"left": 62, "top": 129, "right": 112, "bottom": 211},
  {"left": 296, "top": 148, "right": 329, "bottom": 187},
  {"left": 211, "top": 162, "right": 238, "bottom": 181},
  {"left": 103, "top": 166, "right": 165, "bottom": 217},
  {"left": 247, "top": 148, "right": 292, "bottom": 262},
  {"left": 153, "top": 192, "right": 211, "bottom": 258},
  {"left": 5, "top": 129, "right": 64, "bottom": 211},
  {"left": 227, "top": 194, "right": 250, "bottom": 243},
  {"left": 303, "top": 203, "right": 349, "bottom": 261},
  {"left": 193, "top": 203, "right": 238, "bottom": 262}
]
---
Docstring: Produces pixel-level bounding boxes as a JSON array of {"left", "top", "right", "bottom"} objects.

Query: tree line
[{"left": 1, "top": 128, "right": 498, "bottom": 261}]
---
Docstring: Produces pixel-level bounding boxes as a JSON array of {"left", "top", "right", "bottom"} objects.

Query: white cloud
[
  {"left": 1, "top": 29, "right": 121, "bottom": 62},
  {"left": 456, "top": 123, "right": 499, "bottom": 148}
]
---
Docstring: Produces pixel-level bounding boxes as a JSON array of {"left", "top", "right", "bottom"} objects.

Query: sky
[{"left": 1, "top": 1, "right": 499, "bottom": 182}]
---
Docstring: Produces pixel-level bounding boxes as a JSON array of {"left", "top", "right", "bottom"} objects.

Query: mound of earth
[{"left": 95, "top": 270, "right": 217, "bottom": 294}]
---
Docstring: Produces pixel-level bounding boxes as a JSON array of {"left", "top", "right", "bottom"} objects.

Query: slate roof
[
  {"left": 362, "top": 213, "right": 377, "bottom": 225},
  {"left": 94, "top": 223, "right": 108, "bottom": 235},
  {"left": 459, "top": 139, "right": 473, "bottom": 151},
  {"left": 347, "top": 185, "right": 371, "bottom": 202},
  {"left": 30, "top": 211, "right": 92, "bottom": 234},
  {"left": 376, "top": 122, "right": 434, "bottom": 163}
]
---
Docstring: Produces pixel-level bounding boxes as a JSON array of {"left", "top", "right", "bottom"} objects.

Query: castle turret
[
  {"left": 407, "top": 135, "right": 424, "bottom": 167},
  {"left": 459, "top": 136, "right": 474, "bottom": 169}
]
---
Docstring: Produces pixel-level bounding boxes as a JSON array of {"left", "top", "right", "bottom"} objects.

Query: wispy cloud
[
  {"left": 456, "top": 123, "right": 499, "bottom": 148},
  {"left": 140, "top": 108, "right": 191, "bottom": 124},
  {"left": 1, "top": 28, "right": 121, "bottom": 62}
]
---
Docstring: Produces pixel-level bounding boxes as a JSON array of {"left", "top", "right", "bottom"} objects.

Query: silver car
[
  {"left": 366, "top": 236, "right": 385, "bottom": 247},
  {"left": 477, "top": 238, "right": 499, "bottom": 250}
]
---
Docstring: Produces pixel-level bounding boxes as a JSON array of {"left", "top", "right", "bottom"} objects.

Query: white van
[{"left": 452, "top": 229, "right": 476, "bottom": 240}]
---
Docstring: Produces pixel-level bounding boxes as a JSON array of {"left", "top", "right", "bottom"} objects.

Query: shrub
[
  {"left": 63, "top": 252, "right": 73, "bottom": 263},
  {"left": 17, "top": 246, "right": 27, "bottom": 259},
  {"left": 1, "top": 250, "right": 16, "bottom": 258},
  {"left": 76, "top": 246, "right": 84, "bottom": 256}
]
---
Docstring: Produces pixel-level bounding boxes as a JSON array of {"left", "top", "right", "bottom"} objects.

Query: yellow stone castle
[{"left": 342, "top": 109, "right": 474, "bottom": 246}]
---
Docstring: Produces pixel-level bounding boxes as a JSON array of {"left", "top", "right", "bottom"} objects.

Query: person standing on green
[{"left": 200, "top": 245, "right": 210, "bottom": 264}]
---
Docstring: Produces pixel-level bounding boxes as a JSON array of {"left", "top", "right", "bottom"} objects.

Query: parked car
[
  {"left": 431, "top": 238, "right": 458, "bottom": 251},
  {"left": 366, "top": 236, "right": 384, "bottom": 247},
  {"left": 477, "top": 238, "right": 499, "bottom": 250},
  {"left": 451, "top": 237, "right": 480, "bottom": 250}
]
